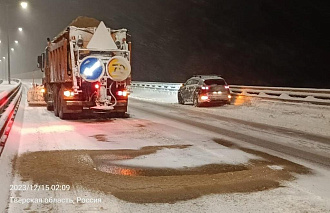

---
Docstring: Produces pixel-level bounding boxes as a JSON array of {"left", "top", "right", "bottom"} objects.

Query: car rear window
[{"left": 204, "top": 79, "right": 226, "bottom": 85}]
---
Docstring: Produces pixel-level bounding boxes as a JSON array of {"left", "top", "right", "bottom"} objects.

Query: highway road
[
  {"left": 130, "top": 98, "right": 330, "bottom": 167},
  {"left": 1, "top": 82, "right": 330, "bottom": 212}
]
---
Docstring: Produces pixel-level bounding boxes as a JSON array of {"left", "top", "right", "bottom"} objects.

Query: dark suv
[{"left": 178, "top": 75, "right": 231, "bottom": 107}]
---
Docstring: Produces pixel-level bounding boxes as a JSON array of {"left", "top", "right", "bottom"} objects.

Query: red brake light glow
[
  {"left": 201, "top": 86, "right": 209, "bottom": 90},
  {"left": 95, "top": 84, "right": 100, "bottom": 89}
]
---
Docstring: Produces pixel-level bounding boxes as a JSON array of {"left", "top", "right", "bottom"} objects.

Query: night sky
[{"left": 0, "top": 0, "right": 329, "bottom": 88}]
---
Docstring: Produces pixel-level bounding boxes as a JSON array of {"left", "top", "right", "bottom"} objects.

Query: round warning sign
[
  {"left": 107, "top": 56, "right": 131, "bottom": 81},
  {"left": 79, "top": 56, "right": 105, "bottom": 82}
]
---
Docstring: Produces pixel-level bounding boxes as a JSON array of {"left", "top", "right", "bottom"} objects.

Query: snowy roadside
[
  {"left": 0, "top": 80, "right": 19, "bottom": 93},
  {"left": 130, "top": 87, "right": 330, "bottom": 138}
]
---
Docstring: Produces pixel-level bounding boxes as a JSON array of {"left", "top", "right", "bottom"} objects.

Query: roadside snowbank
[{"left": 130, "top": 87, "right": 330, "bottom": 137}]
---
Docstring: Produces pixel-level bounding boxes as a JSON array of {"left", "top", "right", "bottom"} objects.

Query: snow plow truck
[{"left": 37, "top": 16, "right": 131, "bottom": 119}]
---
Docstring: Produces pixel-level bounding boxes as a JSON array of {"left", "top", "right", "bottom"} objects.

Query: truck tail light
[
  {"left": 64, "top": 90, "right": 75, "bottom": 97},
  {"left": 117, "top": 90, "right": 128, "bottom": 97},
  {"left": 64, "top": 91, "right": 70, "bottom": 97},
  {"left": 201, "top": 95, "right": 208, "bottom": 100}
]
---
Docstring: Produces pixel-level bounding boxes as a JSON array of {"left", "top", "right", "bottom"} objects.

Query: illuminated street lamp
[
  {"left": 1, "top": 2, "right": 28, "bottom": 84},
  {"left": 20, "top": 2, "right": 28, "bottom": 9}
]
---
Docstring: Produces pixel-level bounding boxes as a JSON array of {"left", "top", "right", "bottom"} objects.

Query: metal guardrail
[
  {"left": 131, "top": 81, "right": 330, "bottom": 105},
  {"left": 229, "top": 85, "right": 330, "bottom": 105},
  {"left": 0, "top": 79, "right": 22, "bottom": 154},
  {"left": 131, "top": 81, "right": 181, "bottom": 91}
]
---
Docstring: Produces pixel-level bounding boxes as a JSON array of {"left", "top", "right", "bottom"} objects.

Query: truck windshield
[{"left": 204, "top": 79, "right": 226, "bottom": 85}]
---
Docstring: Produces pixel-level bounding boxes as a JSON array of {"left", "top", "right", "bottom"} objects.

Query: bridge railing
[
  {"left": 130, "top": 82, "right": 181, "bottom": 91},
  {"left": 130, "top": 81, "right": 330, "bottom": 105},
  {"left": 0, "top": 79, "right": 22, "bottom": 154}
]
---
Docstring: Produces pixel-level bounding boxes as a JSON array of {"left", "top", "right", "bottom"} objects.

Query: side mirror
[
  {"left": 37, "top": 54, "right": 45, "bottom": 72},
  {"left": 37, "top": 55, "right": 42, "bottom": 69}
]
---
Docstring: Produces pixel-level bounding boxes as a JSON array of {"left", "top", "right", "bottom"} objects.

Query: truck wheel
[
  {"left": 58, "top": 88, "right": 69, "bottom": 120},
  {"left": 117, "top": 112, "right": 128, "bottom": 118},
  {"left": 53, "top": 86, "right": 59, "bottom": 117},
  {"left": 46, "top": 85, "right": 53, "bottom": 111},
  {"left": 47, "top": 104, "right": 54, "bottom": 111}
]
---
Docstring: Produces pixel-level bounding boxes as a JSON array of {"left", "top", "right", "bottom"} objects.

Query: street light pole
[
  {"left": 6, "top": 4, "right": 11, "bottom": 84},
  {"left": 2, "top": 57, "right": 6, "bottom": 80}
]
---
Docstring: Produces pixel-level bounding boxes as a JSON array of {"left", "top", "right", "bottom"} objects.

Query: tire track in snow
[
  {"left": 129, "top": 99, "right": 330, "bottom": 168},
  {"left": 131, "top": 98, "right": 330, "bottom": 145}
]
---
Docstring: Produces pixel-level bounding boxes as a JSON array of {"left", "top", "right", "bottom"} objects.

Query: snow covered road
[
  {"left": 1, "top": 83, "right": 330, "bottom": 212},
  {"left": 129, "top": 98, "right": 330, "bottom": 167}
]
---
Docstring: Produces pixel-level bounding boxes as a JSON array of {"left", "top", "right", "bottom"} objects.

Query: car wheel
[
  {"left": 193, "top": 94, "right": 201, "bottom": 107},
  {"left": 178, "top": 93, "right": 185, "bottom": 104}
]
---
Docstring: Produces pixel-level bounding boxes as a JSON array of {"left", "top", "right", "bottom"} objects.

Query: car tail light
[
  {"left": 201, "top": 95, "right": 208, "bottom": 100},
  {"left": 201, "top": 86, "right": 209, "bottom": 90},
  {"left": 117, "top": 90, "right": 128, "bottom": 97},
  {"left": 95, "top": 84, "right": 100, "bottom": 89},
  {"left": 225, "top": 85, "right": 230, "bottom": 89}
]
